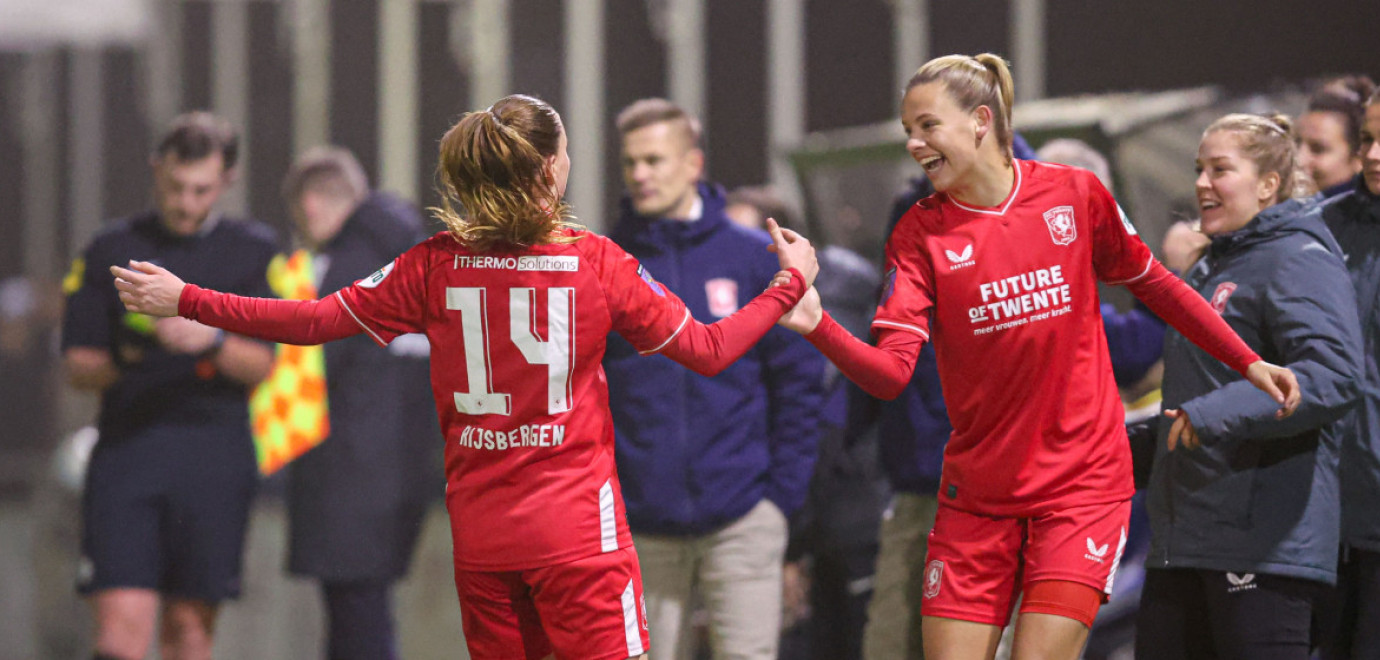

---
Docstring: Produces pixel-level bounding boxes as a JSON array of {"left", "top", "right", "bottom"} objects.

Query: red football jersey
[
  {"left": 335, "top": 230, "right": 692, "bottom": 571},
  {"left": 878, "top": 159, "right": 1153, "bottom": 516}
]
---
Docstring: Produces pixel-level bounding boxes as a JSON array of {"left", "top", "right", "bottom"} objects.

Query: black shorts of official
[
  {"left": 1135, "top": 566, "right": 1326, "bottom": 660},
  {"left": 79, "top": 423, "right": 258, "bottom": 602}
]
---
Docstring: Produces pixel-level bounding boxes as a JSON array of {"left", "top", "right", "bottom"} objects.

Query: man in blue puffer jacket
[{"left": 605, "top": 98, "right": 827, "bottom": 660}]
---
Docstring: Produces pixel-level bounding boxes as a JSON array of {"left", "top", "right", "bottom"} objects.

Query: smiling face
[
  {"left": 1195, "top": 130, "right": 1279, "bottom": 236},
  {"left": 901, "top": 81, "right": 990, "bottom": 193},
  {"left": 1362, "top": 103, "right": 1380, "bottom": 196},
  {"left": 1297, "top": 110, "right": 1359, "bottom": 192}
]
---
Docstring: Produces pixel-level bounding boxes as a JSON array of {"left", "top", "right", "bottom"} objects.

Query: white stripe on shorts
[
  {"left": 1104, "top": 526, "right": 1128, "bottom": 594},
  {"left": 622, "top": 579, "right": 645, "bottom": 656},
  {"left": 600, "top": 480, "right": 618, "bottom": 553}
]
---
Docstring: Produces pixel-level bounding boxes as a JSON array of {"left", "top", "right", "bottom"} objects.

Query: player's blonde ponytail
[{"left": 907, "top": 53, "right": 1016, "bottom": 163}]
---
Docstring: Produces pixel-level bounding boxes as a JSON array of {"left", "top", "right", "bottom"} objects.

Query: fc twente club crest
[{"left": 1043, "top": 206, "right": 1077, "bottom": 246}]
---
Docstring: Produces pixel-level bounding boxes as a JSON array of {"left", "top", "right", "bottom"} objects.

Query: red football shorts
[
  {"left": 454, "top": 546, "right": 651, "bottom": 660},
  {"left": 919, "top": 498, "right": 1131, "bottom": 628}
]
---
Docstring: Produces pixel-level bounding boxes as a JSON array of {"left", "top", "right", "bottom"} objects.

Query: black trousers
[
  {"left": 1135, "top": 567, "right": 1324, "bottom": 660},
  {"left": 1315, "top": 546, "right": 1380, "bottom": 660},
  {"left": 322, "top": 580, "right": 397, "bottom": 660}
]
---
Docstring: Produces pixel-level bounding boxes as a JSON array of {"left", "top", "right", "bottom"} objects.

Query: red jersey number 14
[{"left": 446, "top": 286, "right": 576, "bottom": 416}]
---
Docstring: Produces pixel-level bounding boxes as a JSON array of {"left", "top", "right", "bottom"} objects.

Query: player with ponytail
[
  {"left": 109, "top": 94, "right": 819, "bottom": 660},
  {"left": 777, "top": 55, "right": 1302, "bottom": 659}
]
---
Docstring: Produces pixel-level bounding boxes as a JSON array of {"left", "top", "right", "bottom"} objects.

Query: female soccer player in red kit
[
  {"left": 776, "top": 55, "right": 1302, "bottom": 660},
  {"left": 111, "top": 94, "right": 818, "bottom": 660}
]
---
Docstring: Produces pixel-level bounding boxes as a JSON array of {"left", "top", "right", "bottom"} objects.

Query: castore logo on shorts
[{"left": 1084, "top": 537, "right": 1109, "bottom": 563}]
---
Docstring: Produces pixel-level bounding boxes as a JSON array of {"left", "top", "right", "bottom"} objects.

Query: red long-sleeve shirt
[
  {"left": 181, "top": 230, "right": 806, "bottom": 570},
  {"left": 809, "top": 160, "right": 1258, "bottom": 516}
]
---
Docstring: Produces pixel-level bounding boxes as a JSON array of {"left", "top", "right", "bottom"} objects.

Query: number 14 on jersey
[{"left": 445, "top": 286, "right": 575, "bottom": 416}]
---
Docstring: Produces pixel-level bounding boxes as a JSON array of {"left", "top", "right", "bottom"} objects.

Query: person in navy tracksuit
[{"left": 605, "top": 98, "right": 826, "bottom": 660}]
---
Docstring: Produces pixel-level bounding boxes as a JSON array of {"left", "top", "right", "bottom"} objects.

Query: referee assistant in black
[{"left": 61, "top": 112, "right": 277, "bottom": 660}]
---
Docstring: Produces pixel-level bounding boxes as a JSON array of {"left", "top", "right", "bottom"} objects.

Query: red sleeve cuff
[{"left": 178, "top": 283, "right": 202, "bottom": 318}]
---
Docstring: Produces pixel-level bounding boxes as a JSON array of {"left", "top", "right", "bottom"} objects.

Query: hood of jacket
[
  {"left": 1328, "top": 175, "right": 1380, "bottom": 225},
  {"left": 1206, "top": 197, "right": 1341, "bottom": 261},
  {"left": 610, "top": 182, "right": 731, "bottom": 253},
  {"left": 323, "top": 192, "right": 426, "bottom": 259}
]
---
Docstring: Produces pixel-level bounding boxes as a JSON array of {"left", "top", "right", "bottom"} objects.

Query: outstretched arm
[
  {"left": 778, "top": 292, "right": 923, "bottom": 401},
  {"left": 1122, "top": 259, "right": 1299, "bottom": 417},
  {"left": 654, "top": 219, "right": 818, "bottom": 375},
  {"left": 1160, "top": 247, "right": 1359, "bottom": 451},
  {"left": 659, "top": 268, "right": 806, "bottom": 376},
  {"left": 112, "top": 260, "right": 361, "bottom": 345}
]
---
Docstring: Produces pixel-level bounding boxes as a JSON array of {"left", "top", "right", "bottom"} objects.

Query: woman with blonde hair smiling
[
  {"left": 1135, "top": 113, "right": 1362, "bottom": 659},
  {"left": 776, "top": 54, "right": 1302, "bottom": 659}
]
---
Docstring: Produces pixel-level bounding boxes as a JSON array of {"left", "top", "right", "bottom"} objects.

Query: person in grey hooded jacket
[{"left": 1134, "top": 113, "right": 1363, "bottom": 660}]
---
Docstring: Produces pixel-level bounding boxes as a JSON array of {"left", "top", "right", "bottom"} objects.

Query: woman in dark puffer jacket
[{"left": 1135, "top": 113, "right": 1363, "bottom": 660}]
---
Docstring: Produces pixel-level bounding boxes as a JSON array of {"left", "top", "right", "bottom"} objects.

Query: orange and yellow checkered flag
[{"left": 249, "top": 250, "right": 330, "bottom": 475}]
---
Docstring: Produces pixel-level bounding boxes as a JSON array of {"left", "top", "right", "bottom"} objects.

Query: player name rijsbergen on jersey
[
  {"left": 334, "top": 230, "right": 691, "bottom": 571},
  {"left": 876, "top": 160, "right": 1153, "bottom": 516},
  {"left": 454, "top": 423, "right": 566, "bottom": 450}
]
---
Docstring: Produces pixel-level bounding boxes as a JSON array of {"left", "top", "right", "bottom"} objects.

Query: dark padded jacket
[
  {"left": 1323, "top": 179, "right": 1380, "bottom": 552},
  {"left": 287, "top": 193, "right": 441, "bottom": 581},
  {"left": 604, "top": 183, "right": 827, "bottom": 536},
  {"left": 1145, "top": 197, "right": 1362, "bottom": 585}
]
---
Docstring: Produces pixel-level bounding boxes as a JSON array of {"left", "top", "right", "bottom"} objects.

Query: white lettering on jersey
[
  {"left": 454, "top": 256, "right": 521, "bottom": 270},
  {"left": 969, "top": 265, "right": 1073, "bottom": 335},
  {"left": 518, "top": 255, "right": 580, "bottom": 272},
  {"left": 455, "top": 424, "right": 567, "bottom": 450},
  {"left": 510, "top": 288, "right": 575, "bottom": 414},
  {"left": 446, "top": 286, "right": 578, "bottom": 416},
  {"left": 447, "top": 288, "right": 512, "bottom": 415},
  {"left": 454, "top": 255, "right": 581, "bottom": 272}
]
